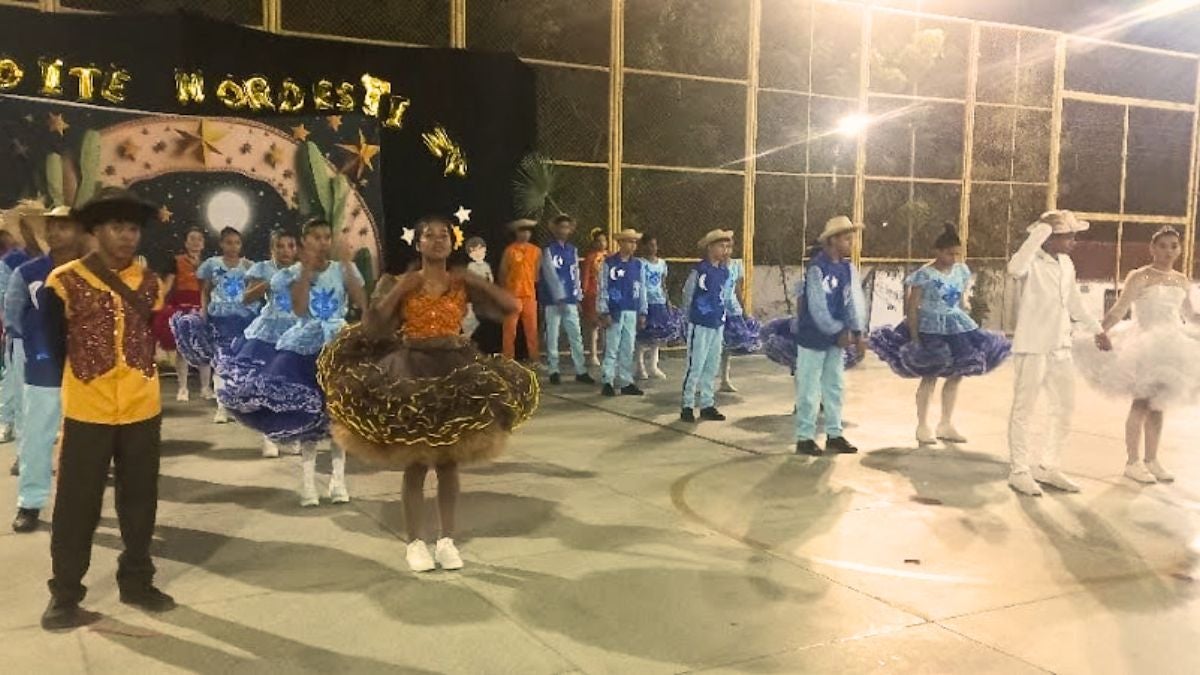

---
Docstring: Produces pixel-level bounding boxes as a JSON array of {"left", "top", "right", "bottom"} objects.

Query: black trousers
[{"left": 48, "top": 415, "right": 162, "bottom": 604}]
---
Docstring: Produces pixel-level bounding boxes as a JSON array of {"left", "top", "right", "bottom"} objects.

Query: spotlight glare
[{"left": 836, "top": 113, "right": 872, "bottom": 137}]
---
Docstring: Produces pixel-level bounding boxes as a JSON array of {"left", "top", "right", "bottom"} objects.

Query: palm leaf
[
  {"left": 512, "top": 153, "right": 561, "bottom": 221},
  {"left": 45, "top": 153, "right": 64, "bottom": 207},
  {"left": 76, "top": 130, "right": 102, "bottom": 206}
]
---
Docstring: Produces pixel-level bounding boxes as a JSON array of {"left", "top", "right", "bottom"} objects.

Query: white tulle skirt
[{"left": 1073, "top": 320, "right": 1200, "bottom": 409}]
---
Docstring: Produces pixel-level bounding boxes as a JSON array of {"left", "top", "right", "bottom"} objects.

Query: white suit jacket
[{"left": 1007, "top": 223, "right": 1102, "bottom": 354}]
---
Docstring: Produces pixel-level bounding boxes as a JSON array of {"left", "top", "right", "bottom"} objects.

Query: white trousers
[{"left": 1008, "top": 351, "right": 1075, "bottom": 475}]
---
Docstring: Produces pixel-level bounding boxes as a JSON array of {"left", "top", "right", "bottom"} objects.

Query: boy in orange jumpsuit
[{"left": 500, "top": 219, "right": 541, "bottom": 362}]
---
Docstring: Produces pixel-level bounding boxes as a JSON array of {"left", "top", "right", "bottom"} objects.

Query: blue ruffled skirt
[
  {"left": 723, "top": 314, "right": 762, "bottom": 354},
  {"left": 869, "top": 323, "right": 1011, "bottom": 379},
  {"left": 216, "top": 338, "right": 327, "bottom": 442},
  {"left": 170, "top": 312, "right": 214, "bottom": 367},
  {"left": 209, "top": 315, "right": 253, "bottom": 359},
  {"left": 637, "top": 303, "right": 683, "bottom": 345},
  {"left": 761, "top": 316, "right": 864, "bottom": 370}
]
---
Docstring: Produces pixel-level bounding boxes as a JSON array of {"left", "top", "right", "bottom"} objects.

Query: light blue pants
[
  {"left": 0, "top": 337, "right": 26, "bottom": 433},
  {"left": 601, "top": 311, "right": 638, "bottom": 386},
  {"left": 17, "top": 384, "right": 61, "bottom": 509},
  {"left": 794, "top": 345, "right": 845, "bottom": 441},
  {"left": 545, "top": 303, "right": 587, "bottom": 375},
  {"left": 682, "top": 324, "right": 724, "bottom": 409}
]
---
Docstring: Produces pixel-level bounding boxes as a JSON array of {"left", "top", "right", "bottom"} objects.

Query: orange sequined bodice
[
  {"left": 402, "top": 277, "right": 468, "bottom": 340},
  {"left": 174, "top": 254, "right": 201, "bottom": 293}
]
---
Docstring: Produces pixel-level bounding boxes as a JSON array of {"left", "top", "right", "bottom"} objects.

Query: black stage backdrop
[{"left": 0, "top": 7, "right": 536, "bottom": 273}]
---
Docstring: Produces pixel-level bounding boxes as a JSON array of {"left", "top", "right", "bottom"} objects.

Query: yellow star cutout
[
  {"left": 291, "top": 123, "right": 311, "bottom": 141},
  {"left": 326, "top": 115, "right": 343, "bottom": 132},
  {"left": 265, "top": 143, "right": 284, "bottom": 168},
  {"left": 47, "top": 113, "right": 69, "bottom": 137},
  {"left": 174, "top": 119, "right": 228, "bottom": 165},
  {"left": 157, "top": 206, "right": 173, "bottom": 223},
  {"left": 117, "top": 138, "right": 140, "bottom": 161},
  {"left": 336, "top": 130, "right": 380, "bottom": 180}
]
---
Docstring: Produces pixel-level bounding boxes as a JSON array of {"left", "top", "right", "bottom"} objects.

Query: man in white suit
[{"left": 1006, "top": 210, "right": 1111, "bottom": 496}]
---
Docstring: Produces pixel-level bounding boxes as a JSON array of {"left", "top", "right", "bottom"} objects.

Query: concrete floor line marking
[
  {"left": 453, "top": 575, "right": 587, "bottom": 672},
  {"left": 934, "top": 622, "right": 1058, "bottom": 675}
]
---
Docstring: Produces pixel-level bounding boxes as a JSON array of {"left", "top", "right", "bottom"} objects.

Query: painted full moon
[{"left": 205, "top": 190, "right": 251, "bottom": 233}]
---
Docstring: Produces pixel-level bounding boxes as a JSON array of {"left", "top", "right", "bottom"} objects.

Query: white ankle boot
[
  {"left": 328, "top": 445, "right": 349, "bottom": 503},
  {"left": 299, "top": 443, "right": 319, "bottom": 506}
]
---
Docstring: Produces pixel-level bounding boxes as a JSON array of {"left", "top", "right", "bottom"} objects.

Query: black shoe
[
  {"left": 575, "top": 373, "right": 596, "bottom": 385},
  {"left": 620, "top": 384, "right": 644, "bottom": 396},
  {"left": 795, "top": 440, "right": 823, "bottom": 456},
  {"left": 680, "top": 408, "right": 696, "bottom": 423},
  {"left": 41, "top": 597, "right": 93, "bottom": 630},
  {"left": 12, "top": 507, "right": 38, "bottom": 533},
  {"left": 826, "top": 436, "right": 858, "bottom": 454},
  {"left": 119, "top": 585, "right": 176, "bottom": 613},
  {"left": 601, "top": 384, "right": 616, "bottom": 397},
  {"left": 699, "top": 407, "right": 726, "bottom": 421},
  {"left": 549, "top": 373, "right": 562, "bottom": 386},
  {"left": 9, "top": 458, "right": 17, "bottom": 476}
]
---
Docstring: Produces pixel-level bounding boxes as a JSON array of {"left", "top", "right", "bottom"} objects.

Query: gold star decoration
[
  {"left": 117, "top": 138, "right": 140, "bottom": 161},
  {"left": 47, "top": 113, "right": 69, "bottom": 137},
  {"left": 264, "top": 143, "right": 284, "bottom": 168},
  {"left": 326, "top": 115, "right": 343, "bottom": 132},
  {"left": 157, "top": 206, "right": 173, "bottom": 223},
  {"left": 11, "top": 138, "right": 28, "bottom": 158},
  {"left": 291, "top": 123, "right": 311, "bottom": 142},
  {"left": 335, "top": 130, "right": 380, "bottom": 180},
  {"left": 421, "top": 126, "right": 468, "bottom": 178},
  {"left": 174, "top": 119, "right": 228, "bottom": 165}
]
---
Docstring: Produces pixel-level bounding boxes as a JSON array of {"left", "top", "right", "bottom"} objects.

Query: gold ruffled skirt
[{"left": 316, "top": 324, "right": 540, "bottom": 467}]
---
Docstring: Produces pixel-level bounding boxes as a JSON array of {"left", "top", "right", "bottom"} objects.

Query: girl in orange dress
[
  {"left": 581, "top": 227, "right": 608, "bottom": 366},
  {"left": 318, "top": 215, "right": 539, "bottom": 573},
  {"left": 153, "top": 227, "right": 208, "bottom": 401}
]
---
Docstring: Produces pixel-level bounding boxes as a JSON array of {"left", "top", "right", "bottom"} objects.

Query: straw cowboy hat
[
  {"left": 816, "top": 215, "right": 863, "bottom": 243},
  {"left": 614, "top": 228, "right": 643, "bottom": 242},
  {"left": 697, "top": 229, "right": 734, "bottom": 249},
  {"left": 1, "top": 198, "right": 50, "bottom": 248},
  {"left": 1029, "top": 209, "right": 1089, "bottom": 234},
  {"left": 507, "top": 218, "right": 537, "bottom": 232}
]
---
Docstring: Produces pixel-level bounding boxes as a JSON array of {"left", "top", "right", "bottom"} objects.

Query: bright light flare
[{"left": 835, "top": 113, "right": 873, "bottom": 137}]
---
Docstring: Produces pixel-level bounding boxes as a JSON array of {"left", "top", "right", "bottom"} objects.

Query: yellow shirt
[{"left": 46, "top": 259, "right": 164, "bottom": 425}]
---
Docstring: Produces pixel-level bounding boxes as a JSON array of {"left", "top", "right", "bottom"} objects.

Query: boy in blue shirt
[
  {"left": 596, "top": 229, "right": 648, "bottom": 396},
  {"left": 793, "top": 216, "right": 868, "bottom": 456},
  {"left": 681, "top": 230, "right": 733, "bottom": 423},
  {"left": 541, "top": 214, "right": 595, "bottom": 386},
  {"left": 10, "top": 205, "right": 85, "bottom": 532},
  {"left": 0, "top": 200, "right": 42, "bottom": 456}
]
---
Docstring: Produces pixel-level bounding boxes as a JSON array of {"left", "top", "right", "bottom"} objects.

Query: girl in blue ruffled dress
[
  {"left": 868, "top": 225, "right": 1011, "bottom": 444},
  {"left": 717, "top": 255, "right": 761, "bottom": 393},
  {"left": 216, "top": 228, "right": 299, "bottom": 458},
  {"left": 171, "top": 227, "right": 259, "bottom": 424},
  {"left": 635, "top": 235, "right": 682, "bottom": 380},
  {"left": 220, "top": 219, "right": 366, "bottom": 506}
]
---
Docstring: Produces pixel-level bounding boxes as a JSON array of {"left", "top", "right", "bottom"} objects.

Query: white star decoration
[
  {"left": 402, "top": 228, "right": 415, "bottom": 246},
  {"left": 616, "top": 268, "right": 626, "bottom": 278},
  {"left": 454, "top": 205, "right": 472, "bottom": 224}
]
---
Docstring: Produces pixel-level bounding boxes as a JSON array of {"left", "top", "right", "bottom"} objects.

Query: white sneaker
[
  {"left": 299, "top": 483, "right": 320, "bottom": 507},
  {"left": 176, "top": 388, "right": 190, "bottom": 402},
  {"left": 1032, "top": 467, "right": 1081, "bottom": 493},
  {"left": 434, "top": 537, "right": 464, "bottom": 570},
  {"left": 635, "top": 368, "right": 649, "bottom": 381},
  {"left": 1008, "top": 471, "right": 1043, "bottom": 496},
  {"left": 652, "top": 367, "right": 667, "bottom": 380},
  {"left": 1145, "top": 460, "right": 1175, "bottom": 483},
  {"left": 936, "top": 424, "right": 967, "bottom": 443},
  {"left": 407, "top": 540, "right": 435, "bottom": 572},
  {"left": 328, "top": 479, "right": 350, "bottom": 504},
  {"left": 916, "top": 425, "right": 936, "bottom": 445},
  {"left": 261, "top": 437, "right": 280, "bottom": 458},
  {"left": 719, "top": 380, "right": 738, "bottom": 393},
  {"left": 0, "top": 425, "right": 13, "bottom": 443},
  {"left": 282, "top": 441, "right": 302, "bottom": 456},
  {"left": 200, "top": 388, "right": 216, "bottom": 400},
  {"left": 212, "top": 407, "right": 230, "bottom": 424},
  {"left": 1124, "top": 462, "right": 1157, "bottom": 484}
]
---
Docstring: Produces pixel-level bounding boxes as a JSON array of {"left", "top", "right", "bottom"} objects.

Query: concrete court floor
[{"left": 0, "top": 354, "right": 1197, "bottom": 675}]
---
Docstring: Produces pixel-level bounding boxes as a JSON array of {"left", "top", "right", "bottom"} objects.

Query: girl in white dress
[{"left": 1075, "top": 227, "right": 1199, "bottom": 484}]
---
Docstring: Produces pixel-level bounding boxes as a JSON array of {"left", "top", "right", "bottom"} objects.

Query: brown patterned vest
[{"left": 57, "top": 269, "right": 159, "bottom": 382}]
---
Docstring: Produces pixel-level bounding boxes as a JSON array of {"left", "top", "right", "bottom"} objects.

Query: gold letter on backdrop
[
  {"left": 175, "top": 70, "right": 205, "bottom": 105},
  {"left": 0, "top": 58, "right": 24, "bottom": 91},
  {"left": 384, "top": 95, "right": 410, "bottom": 130},
  {"left": 360, "top": 73, "right": 390, "bottom": 117},
  {"left": 100, "top": 68, "right": 131, "bottom": 103},
  {"left": 335, "top": 81, "right": 355, "bottom": 112},
  {"left": 313, "top": 79, "right": 334, "bottom": 110},
  {"left": 279, "top": 78, "right": 305, "bottom": 113},
  {"left": 68, "top": 66, "right": 101, "bottom": 101},
  {"left": 216, "top": 78, "right": 248, "bottom": 110},
  {"left": 244, "top": 76, "right": 275, "bottom": 111},
  {"left": 38, "top": 58, "right": 63, "bottom": 96}
]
